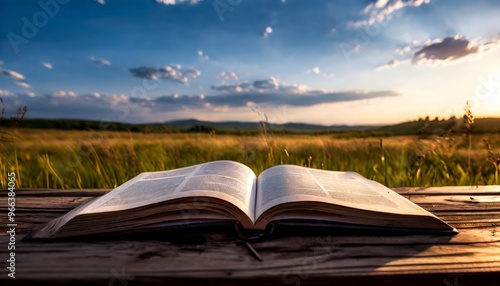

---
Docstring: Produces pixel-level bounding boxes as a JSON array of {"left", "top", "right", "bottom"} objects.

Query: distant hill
[
  {"left": 166, "top": 119, "right": 378, "bottom": 133},
  {"left": 378, "top": 117, "right": 500, "bottom": 135},
  {"left": 0, "top": 118, "right": 177, "bottom": 133},
  {"left": 2, "top": 117, "right": 500, "bottom": 135}
]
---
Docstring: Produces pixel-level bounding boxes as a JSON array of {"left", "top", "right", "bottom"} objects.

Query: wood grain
[{"left": 1, "top": 186, "right": 499, "bottom": 285}]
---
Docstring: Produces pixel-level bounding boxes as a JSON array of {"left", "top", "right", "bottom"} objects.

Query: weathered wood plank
[
  {"left": 0, "top": 188, "right": 110, "bottom": 197},
  {"left": 0, "top": 197, "right": 95, "bottom": 211},
  {"left": 394, "top": 185, "right": 500, "bottom": 195},
  {"left": 407, "top": 195, "right": 500, "bottom": 204},
  {"left": 1, "top": 229, "right": 499, "bottom": 280},
  {"left": 405, "top": 195, "right": 500, "bottom": 214},
  {"left": 1, "top": 186, "right": 500, "bottom": 285},
  {"left": 4, "top": 274, "right": 498, "bottom": 286}
]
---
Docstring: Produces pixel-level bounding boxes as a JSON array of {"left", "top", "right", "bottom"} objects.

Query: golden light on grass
[{"left": 1, "top": 128, "right": 500, "bottom": 189}]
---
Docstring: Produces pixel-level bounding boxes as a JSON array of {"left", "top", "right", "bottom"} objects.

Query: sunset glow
[{"left": 1, "top": 0, "right": 499, "bottom": 125}]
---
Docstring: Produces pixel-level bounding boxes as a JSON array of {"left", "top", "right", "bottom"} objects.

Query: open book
[{"left": 26, "top": 160, "right": 457, "bottom": 240}]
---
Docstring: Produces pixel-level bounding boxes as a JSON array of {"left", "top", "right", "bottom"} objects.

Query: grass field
[{"left": 1, "top": 128, "right": 499, "bottom": 189}]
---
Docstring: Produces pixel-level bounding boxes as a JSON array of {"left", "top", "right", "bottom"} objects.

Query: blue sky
[{"left": 1, "top": 0, "right": 500, "bottom": 125}]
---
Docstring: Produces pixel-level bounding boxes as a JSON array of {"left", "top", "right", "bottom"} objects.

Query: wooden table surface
[{"left": 1, "top": 186, "right": 500, "bottom": 285}]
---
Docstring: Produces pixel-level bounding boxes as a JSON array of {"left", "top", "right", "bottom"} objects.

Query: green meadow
[{"left": 1, "top": 127, "right": 499, "bottom": 189}]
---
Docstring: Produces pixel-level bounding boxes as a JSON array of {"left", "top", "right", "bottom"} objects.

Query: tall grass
[
  {"left": 0, "top": 100, "right": 27, "bottom": 188},
  {"left": 1, "top": 129, "right": 499, "bottom": 189},
  {"left": 463, "top": 100, "right": 475, "bottom": 184},
  {"left": 484, "top": 139, "right": 500, "bottom": 185}
]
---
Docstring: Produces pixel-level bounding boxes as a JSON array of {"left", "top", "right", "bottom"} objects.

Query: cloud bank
[
  {"left": 412, "top": 36, "right": 488, "bottom": 64},
  {"left": 128, "top": 65, "right": 201, "bottom": 84},
  {"left": 1, "top": 77, "right": 400, "bottom": 122},
  {"left": 377, "top": 35, "right": 500, "bottom": 70}
]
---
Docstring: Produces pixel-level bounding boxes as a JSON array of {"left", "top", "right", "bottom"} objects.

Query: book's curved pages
[{"left": 24, "top": 160, "right": 457, "bottom": 241}]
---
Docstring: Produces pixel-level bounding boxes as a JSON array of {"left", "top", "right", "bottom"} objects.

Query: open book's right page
[{"left": 255, "top": 165, "right": 433, "bottom": 220}]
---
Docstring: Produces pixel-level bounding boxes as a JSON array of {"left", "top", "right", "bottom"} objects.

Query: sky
[{"left": 1, "top": 0, "right": 500, "bottom": 125}]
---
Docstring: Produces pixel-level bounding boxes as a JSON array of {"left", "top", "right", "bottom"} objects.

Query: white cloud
[
  {"left": 374, "top": 0, "right": 390, "bottom": 9},
  {"left": 218, "top": 71, "right": 239, "bottom": 84},
  {"left": 129, "top": 65, "right": 201, "bottom": 85},
  {"left": 90, "top": 56, "right": 111, "bottom": 66},
  {"left": 15, "top": 81, "right": 31, "bottom": 89},
  {"left": 376, "top": 59, "right": 408, "bottom": 71},
  {"left": 42, "top": 62, "right": 53, "bottom": 69},
  {"left": 393, "top": 40, "right": 421, "bottom": 55},
  {"left": 264, "top": 26, "right": 273, "bottom": 37},
  {"left": 306, "top": 66, "right": 335, "bottom": 78},
  {"left": 96, "top": 0, "right": 105, "bottom": 4},
  {"left": 185, "top": 67, "right": 201, "bottom": 78},
  {"left": 53, "top": 90, "right": 77, "bottom": 97},
  {"left": 0, "top": 89, "right": 14, "bottom": 97},
  {"left": 155, "top": 0, "right": 203, "bottom": 5},
  {"left": 253, "top": 76, "right": 280, "bottom": 90},
  {"left": 0, "top": 67, "right": 31, "bottom": 90},
  {"left": 0, "top": 68, "right": 25, "bottom": 80},
  {"left": 197, "top": 50, "right": 209, "bottom": 61},
  {"left": 350, "top": 0, "right": 432, "bottom": 28}
]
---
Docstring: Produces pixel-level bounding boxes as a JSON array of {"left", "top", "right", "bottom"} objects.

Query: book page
[
  {"left": 256, "top": 165, "right": 427, "bottom": 219},
  {"left": 80, "top": 161, "right": 257, "bottom": 221}
]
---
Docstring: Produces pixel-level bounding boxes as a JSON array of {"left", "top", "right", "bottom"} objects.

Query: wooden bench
[{"left": 1, "top": 186, "right": 500, "bottom": 285}]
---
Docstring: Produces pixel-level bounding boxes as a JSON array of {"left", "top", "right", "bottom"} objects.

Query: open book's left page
[{"left": 79, "top": 160, "right": 257, "bottom": 222}]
